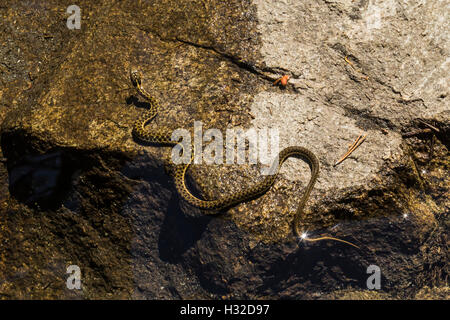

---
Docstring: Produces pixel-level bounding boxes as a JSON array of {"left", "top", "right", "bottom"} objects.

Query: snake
[{"left": 129, "top": 69, "right": 319, "bottom": 238}]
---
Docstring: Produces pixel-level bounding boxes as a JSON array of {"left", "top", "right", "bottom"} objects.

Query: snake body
[{"left": 129, "top": 70, "right": 319, "bottom": 237}]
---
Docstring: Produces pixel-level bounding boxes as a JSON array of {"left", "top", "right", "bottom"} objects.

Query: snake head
[{"left": 129, "top": 69, "right": 141, "bottom": 87}]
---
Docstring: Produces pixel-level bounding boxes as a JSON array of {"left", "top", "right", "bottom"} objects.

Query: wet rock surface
[{"left": 0, "top": 0, "right": 448, "bottom": 299}]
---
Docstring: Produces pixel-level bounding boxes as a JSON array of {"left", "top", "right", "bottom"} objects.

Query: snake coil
[{"left": 129, "top": 69, "right": 319, "bottom": 238}]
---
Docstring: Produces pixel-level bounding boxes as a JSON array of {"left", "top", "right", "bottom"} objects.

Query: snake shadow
[
  {"left": 125, "top": 93, "right": 210, "bottom": 262},
  {"left": 157, "top": 190, "right": 219, "bottom": 264},
  {"left": 127, "top": 93, "right": 247, "bottom": 263},
  {"left": 126, "top": 95, "right": 148, "bottom": 110},
  {"left": 157, "top": 159, "right": 240, "bottom": 264}
]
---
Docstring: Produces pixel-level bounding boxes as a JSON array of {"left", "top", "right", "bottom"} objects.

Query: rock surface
[{"left": 0, "top": 0, "right": 448, "bottom": 299}]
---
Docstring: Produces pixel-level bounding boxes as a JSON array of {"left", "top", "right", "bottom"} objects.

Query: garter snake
[{"left": 129, "top": 69, "right": 319, "bottom": 237}]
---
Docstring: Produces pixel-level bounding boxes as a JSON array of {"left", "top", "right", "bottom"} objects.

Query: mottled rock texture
[{"left": 0, "top": 0, "right": 448, "bottom": 299}]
